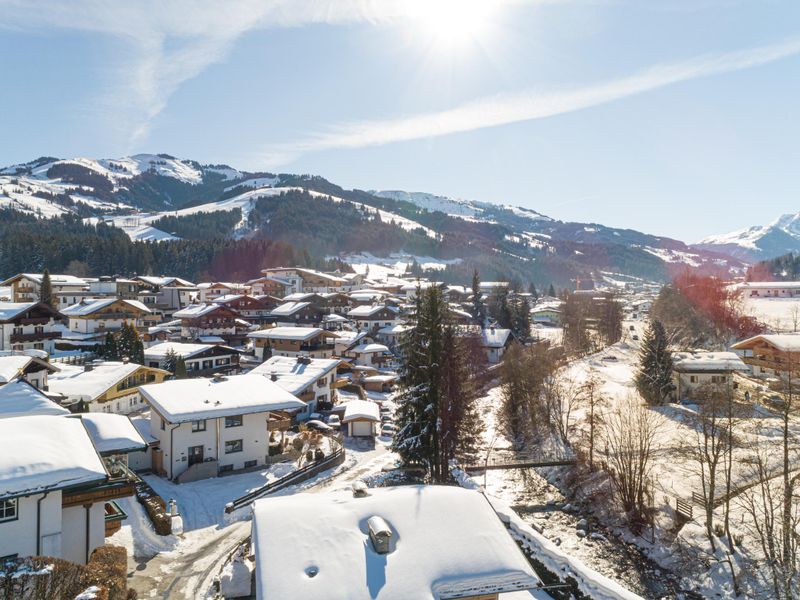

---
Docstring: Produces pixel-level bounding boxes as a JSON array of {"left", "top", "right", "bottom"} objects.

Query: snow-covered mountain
[
  {"left": 0, "top": 153, "right": 749, "bottom": 283},
  {"left": 696, "top": 212, "right": 800, "bottom": 262}
]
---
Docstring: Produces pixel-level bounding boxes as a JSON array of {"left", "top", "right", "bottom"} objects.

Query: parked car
[
  {"left": 379, "top": 406, "right": 393, "bottom": 415},
  {"left": 306, "top": 419, "right": 332, "bottom": 432},
  {"left": 632, "top": 335, "right": 639, "bottom": 341},
  {"left": 326, "top": 414, "right": 341, "bottom": 429},
  {"left": 381, "top": 414, "right": 394, "bottom": 423},
  {"left": 380, "top": 424, "right": 397, "bottom": 437}
]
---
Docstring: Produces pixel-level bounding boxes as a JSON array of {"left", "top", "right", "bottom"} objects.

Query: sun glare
[{"left": 407, "top": 0, "right": 496, "bottom": 48}]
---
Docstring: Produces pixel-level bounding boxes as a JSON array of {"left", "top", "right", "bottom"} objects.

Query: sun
[{"left": 406, "top": 0, "right": 496, "bottom": 49}]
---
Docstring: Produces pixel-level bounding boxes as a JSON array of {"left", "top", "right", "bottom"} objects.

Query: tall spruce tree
[
  {"left": 163, "top": 348, "right": 178, "bottom": 374},
  {"left": 528, "top": 282, "right": 539, "bottom": 300},
  {"left": 102, "top": 331, "right": 119, "bottom": 361},
  {"left": 510, "top": 295, "right": 531, "bottom": 342},
  {"left": 392, "top": 285, "right": 447, "bottom": 482},
  {"left": 635, "top": 319, "right": 674, "bottom": 404},
  {"left": 39, "top": 268, "right": 53, "bottom": 308},
  {"left": 471, "top": 268, "right": 486, "bottom": 326},
  {"left": 547, "top": 283, "right": 556, "bottom": 298}
]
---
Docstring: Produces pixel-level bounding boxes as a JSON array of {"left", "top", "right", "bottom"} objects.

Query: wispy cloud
[
  {"left": 2, "top": 0, "right": 522, "bottom": 148},
  {"left": 257, "top": 37, "right": 800, "bottom": 166}
]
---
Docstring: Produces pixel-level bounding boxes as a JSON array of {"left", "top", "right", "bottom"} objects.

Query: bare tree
[
  {"left": 581, "top": 370, "right": 606, "bottom": 472},
  {"left": 603, "top": 395, "right": 663, "bottom": 529},
  {"left": 543, "top": 370, "right": 583, "bottom": 445},
  {"left": 690, "top": 385, "right": 731, "bottom": 553}
]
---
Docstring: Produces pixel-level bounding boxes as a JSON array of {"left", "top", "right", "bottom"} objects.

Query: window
[
  {"left": 689, "top": 375, "right": 698, "bottom": 384},
  {"left": 0, "top": 498, "right": 18, "bottom": 522},
  {"left": 244, "top": 460, "right": 257, "bottom": 468},
  {"left": 225, "top": 439, "right": 243, "bottom": 454},
  {"left": 160, "top": 418, "right": 166, "bottom": 431},
  {"left": 191, "top": 420, "right": 206, "bottom": 432},
  {"left": 225, "top": 415, "right": 243, "bottom": 428},
  {"left": 219, "top": 464, "right": 234, "bottom": 473}
]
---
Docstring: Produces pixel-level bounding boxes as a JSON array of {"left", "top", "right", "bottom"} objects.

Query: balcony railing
[
  {"left": 299, "top": 343, "right": 335, "bottom": 352},
  {"left": 10, "top": 331, "right": 61, "bottom": 343}
]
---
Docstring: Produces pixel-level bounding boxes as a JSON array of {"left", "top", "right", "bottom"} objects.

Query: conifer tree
[
  {"left": 528, "top": 282, "right": 539, "bottom": 300},
  {"left": 471, "top": 268, "right": 486, "bottom": 326},
  {"left": 510, "top": 296, "right": 531, "bottom": 341},
  {"left": 635, "top": 320, "right": 674, "bottom": 404},
  {"left": 102, "top": 331, "right": 119, "bottom": 361},
  {"left": 547, "top": 283, "right": 556, "bottom": 298},
  {"left": 163, "top": 348, "right": 178, "bottom": 374},
  {"left": 174, "top": 357, "right": 188, "bottom": 379},
  {"left": 39, "top": 268, "right": 53, "bottom": 308}
]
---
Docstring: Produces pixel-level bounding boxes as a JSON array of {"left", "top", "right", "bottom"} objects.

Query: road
[{"left": 126, "top": 439, "right": 393, "bottom": 599}]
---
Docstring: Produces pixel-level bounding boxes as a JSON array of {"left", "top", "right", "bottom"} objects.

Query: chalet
[
  {"left": 531, "top": 304, "right": 563, "bottom": 326},
  {"left": 134, "top": 276, "right": 197, "bottom": 315},
  {"left": 0, "top": 352, "right": 59, "bottom": 390},
  {"left": 61, "top": 298, "right": 151, "bottom": 339},
  {"left": 248, "top": 275, "right": 293, "bottom": 298},
  {"left": 0, "top": 301, "right": 64, "bottom": 354},
  {"left": 197, "top": 282, "right": 248, "bottom": 303},
  {"left": 144, "top": 341, "right": 240, "bottom": 377},
  {"left": 374, "top": 323, "right": 410, "bottom": 352},
  {"left": 248, "top": 327, "right": 339, "bottom": 361},
  {"left": 672, "top": 352, "right": 749, "bottom": 401},
  {"left": 444, "top": 285, "right": 470, "bottom": 302},
  {"left": 213, "top": 294, "right": 273, "bottom": 324},
  {"left": 348, "top": 289, "right": 391, "bottom": 305},
  {"left": 269, "top": 301, "right": 327, "bottom": 326},
  {"left": 48, "top": 360, "right": 169, "bottom": 414},
  {"left": 250, "top": 485, "right": 539, "bottom": 600},
  {"left": 333, "top": 330, "right": 368, "bottom": 356},
  {"left": 481, "top": 327, "right": 513, "bottom": 364},
  {"left": 346, "top": 304, "right": 400, "bottom": 332},
  {"left": 87, "top": 277, "right": 140, "bottom": 299},
  {"left": 251, "top": 356, "right": 342, "bottom": 418},
  {"left": 732, "top": 334, "right": 800, "bottom": 380},
  {"left": 173, "top": 303, "right": 240, "bottom": 341},
  {"left": 260, "top": 267, "right": 349, "bottom": 294},
  {"left": 0, "top": 415, "right": 138, "bottom": 565},
  {"left": 135, "top": 275, "right": 195, "bottom": 290},
  {"left": 0, "top": 273, "right": 87, "bottom": 303},
  {"left": 344, "top": 342, "right": 394, "bottom": 369},
  {"left": 140, "top": 375, "right": 306, "bottom": 481}
]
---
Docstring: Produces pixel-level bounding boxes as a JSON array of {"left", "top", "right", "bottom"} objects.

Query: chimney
[
  {"left": 367, "top": 516, "right": 392, "bottom": 554},
  {"left": 270, "top": 372, "right": 278, "bottom": 382},
  {"left": 352, "top": 481, "right": 368, "bottom": 498}
]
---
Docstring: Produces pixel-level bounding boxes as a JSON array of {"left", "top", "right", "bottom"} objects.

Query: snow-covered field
[
  {"left": 335, "top": 251, "right": 463, "bottom": 279},
  {"left": 741, "top": 296, "right": 800, "bottom": 332}
]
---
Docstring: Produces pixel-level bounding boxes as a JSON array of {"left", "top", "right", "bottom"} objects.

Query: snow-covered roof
[
  {"left": 48, "top": 361, "right": 147, "bottom": 401},
  {"left": 250, "top": 485, "right": 538, "bottom": 600},
  {"left": 482, "top": 328, "right": 512, "bottom": 348},
  {"left": 732, "top": 334, "right": 800, "bottom": 352},
  {"left": 376, "top": 324, "right": 410, "bottom": 335},
  {"left": 174, "top": 303, "right": 229, "bottom": 319},
  {"left": 0, "top": 380, "right": 69, "bottom": 418},
  {"left": 136, "top": 275, "right": 195, "bottom": 288},
  {"left": 323, "top": 313, "right": 348, "bottom": 323},
  {"left": 342, "top": 399, "right": 380, "bottom": 422},
  {"left": 672, "top": 352, "right": 749, "bottom": 373},
  {"left": 197, "top": 335, "right": 226, "bottom": 344},
  {"left": 0, "top": 354, "right": 56, "bottom": 383},
  {"left": 282, "top": 292, "right": 320, "bottom": 302},
  {"left": 0, "top": 415, "right": 107, "bottom": 499},
  {"left": 0, "top": 301, "right": 40, "bottom": 322},
  {"left": 250, "top": 356, "right": 341, "bottom": 396},
  {"left": 140, "top": 374, "right": 306, "bottom": 423},
  {"left": 248, "top": 327, "right": 332, "bottom": 341},
  {"left": 130, "top": 414, "right": 158, "bottom": 444},
  {"left": 271, "top": 301, "right": 311, "bottom": 316},
  {"left": 351, "top": 343, "right": 390, "bottom": 354},
  {"left": 15, "top": 273, "right": 87, "bottom": 286},
  {"left": 75, "top": 413, "right": 147, "bottom": 454},
  {"left": 61, "top": 297, "right": 150, "bottom": 316},
  {"left": 347, "top": 305, "right": 397, "bottom": 318},
  {"left": 144, "top": 341, "right": 233, "bottom": 360}
]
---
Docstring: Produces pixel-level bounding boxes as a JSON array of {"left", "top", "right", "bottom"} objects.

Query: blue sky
[{"left": 0, "top": 0, "right": 798, "bottom": 241}]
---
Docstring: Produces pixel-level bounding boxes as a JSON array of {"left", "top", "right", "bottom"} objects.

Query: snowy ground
[
  {"left": 741, "top": 296, "right": 800, "bottom": 332},
  {"left": 476, "top": 318, "right": 800, "bottom": 598}
]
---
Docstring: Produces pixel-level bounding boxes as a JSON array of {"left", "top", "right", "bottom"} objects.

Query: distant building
[
  {"left": 248, "top": 327, "right": 339, "bottom": 361},
  {"left": 144, "top": 341, "right": 240, "bottom": 377},
  {"left": 0, "top": 273, "right": 87, "bottom": 303},
  {"left": 0, "top": 301, "right": 64, "bottom": 354},
  {"left": 735, "top": 281, "right": 800, "bottom": 298},
  {"left": 671, "top": 351, "right": 749, "bottom": 401}
]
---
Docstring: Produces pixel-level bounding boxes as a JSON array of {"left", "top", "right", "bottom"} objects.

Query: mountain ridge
[
  {"left": 696, "top": 212, "right": 800, "bottom": 262},
  {"left": 0, "top": 153, "right": 747, "bottom": 286}
]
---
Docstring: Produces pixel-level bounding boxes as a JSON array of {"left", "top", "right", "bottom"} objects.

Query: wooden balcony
[
  {"left": 10, "top": 330, "right": 61, "bottom": 343},
  {"left": 62, "top": 480, "right": 135, "bottom": 508}
]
